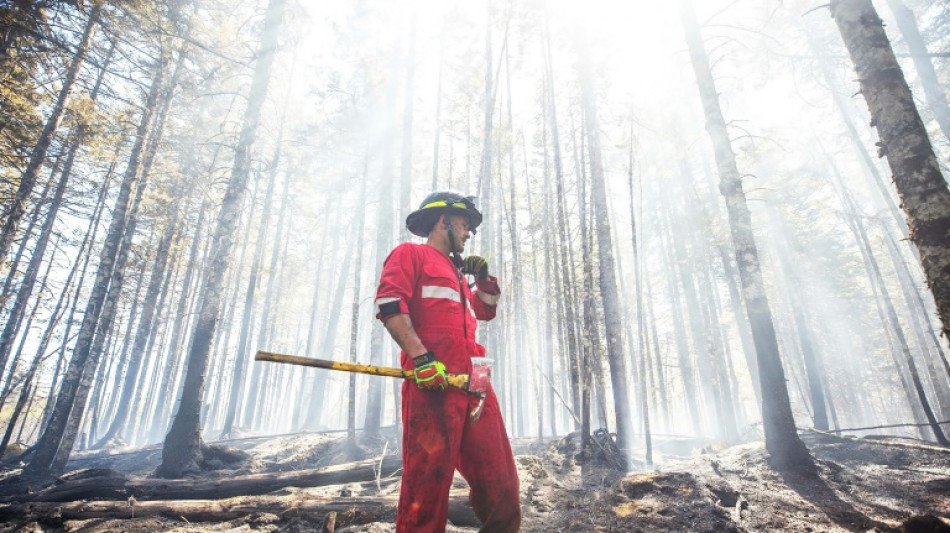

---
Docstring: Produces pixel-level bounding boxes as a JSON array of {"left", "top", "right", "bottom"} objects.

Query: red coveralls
[{"left": 375, "top": 242, "right": 521, "bottom": 533}]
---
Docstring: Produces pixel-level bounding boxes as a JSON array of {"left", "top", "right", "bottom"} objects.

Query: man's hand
[
  {"left": 413, "top": 351, "right": 448, "bottom": 390},
  {"left": 462, "top": 255, "right": 489, "bottom": 280}
]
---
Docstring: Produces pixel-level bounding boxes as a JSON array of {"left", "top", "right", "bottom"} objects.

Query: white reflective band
[
  {"left": 421, "top": 285, "right": 461, "bottom": 302},
  {"left": 375, "top": 296, "right": 400, "bottom": 313},
  {"left": 476, "top": 291, "right": 500, "bottom": 306}
]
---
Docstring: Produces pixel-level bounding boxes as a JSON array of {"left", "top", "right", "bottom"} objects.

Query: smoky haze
[{"left": 1, "top": 0, "right": 948, "bottom": 476}]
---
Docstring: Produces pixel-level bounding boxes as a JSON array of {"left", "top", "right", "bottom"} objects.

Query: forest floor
[{"left": 0, "top": 429, "right": 948, "bottom": 532}]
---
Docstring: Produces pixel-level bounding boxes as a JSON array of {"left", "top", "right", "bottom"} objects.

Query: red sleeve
[
  {"left": 375, "top": 243, "right": 419, "bottom": 322},
  {"left": 471, "top": 275, "right": 500, "bottom": 321}
]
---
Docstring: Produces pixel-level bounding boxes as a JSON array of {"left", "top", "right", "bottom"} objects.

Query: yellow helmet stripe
[{"left": 422, "top": 200, "right": 469, "bottom": 210}]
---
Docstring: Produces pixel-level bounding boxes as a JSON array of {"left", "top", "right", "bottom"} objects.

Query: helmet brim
[{"left": 405, "top": 206, "right": 482, "bottom": 237}]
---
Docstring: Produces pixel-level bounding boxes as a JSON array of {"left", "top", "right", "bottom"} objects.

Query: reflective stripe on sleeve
[
  {"left": 375, "top": 296, "right": 400, "bottom": 315},
  {"left": 421, "top": 285, "right": 461, "bottom": 302}
]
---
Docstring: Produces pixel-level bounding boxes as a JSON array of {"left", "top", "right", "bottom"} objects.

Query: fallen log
[
  {"left": 0, "top": 494, "right": 397, "bottom": 522},
  {"left": 0, "top": 490, "right": 480, "bottom": 526},
  {"left": 8, "top": 455, "right": 404, "bottom": 503}
]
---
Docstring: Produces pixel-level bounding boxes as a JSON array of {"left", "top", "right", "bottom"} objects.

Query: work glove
[
  {"left": 413, "top": 351, "right": 447, "bottom": 391},
  {"left": 462, "top": 255, "right": 489, "bottom": 280}
]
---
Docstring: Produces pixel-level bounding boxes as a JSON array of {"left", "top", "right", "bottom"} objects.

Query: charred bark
[
  {"left": 23, "top": 54, "right": 167, "bottom": 478},
  {"left": 94, "top": 196, "right": 183, "bottom": 448},
  {"left": 576, "top": 27, "right": 633, "bottom": 457},
  {"left": 156, "top": 0, "right": 285, "bottom": 478},
  {"left": 146, "top": 204, "right": 206, "bottom": 442},
  {"left": 831, "top": 0, "right": 950, "bottom": 347},
  {"left": 679, "top": 0, "right": 813, "bottom": 470}
]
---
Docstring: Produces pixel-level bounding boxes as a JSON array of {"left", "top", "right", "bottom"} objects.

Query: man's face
[{"left": 444, "top": 214, "right": 471, "bottom": 253}]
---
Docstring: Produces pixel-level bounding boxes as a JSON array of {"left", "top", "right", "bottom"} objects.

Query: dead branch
[
  {"left": 822, "top": 420, "right": 950, "bottom": 434},
  {"left": 803, "top": 428, "right": 950, "bottom": 453}
]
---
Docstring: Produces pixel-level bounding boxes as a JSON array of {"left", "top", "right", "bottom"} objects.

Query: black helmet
[{"left": 405, "top": 192, "right": 483, "bottom": 237}]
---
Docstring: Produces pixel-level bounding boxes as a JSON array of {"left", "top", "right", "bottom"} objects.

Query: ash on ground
[{"left": 1, "top": 429, "right": 948, "bottom": 532}]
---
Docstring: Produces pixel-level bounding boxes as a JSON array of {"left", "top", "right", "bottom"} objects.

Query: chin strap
[
  {"left": 446, "top": 221, "right": 463, "bottom": 269},
  {"left": 446, "top": 221, "right": 468, "bottom": 338}
]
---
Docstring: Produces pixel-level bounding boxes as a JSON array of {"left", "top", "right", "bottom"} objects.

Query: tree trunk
[
  {"left": 146, "top": 203, "right": 206, "bottom": 442},
  {"left": 0, "top": 202, "right": 92, "bottom": 457},
  {"left": 503, "top": 49, "right": 528, "bottom": 438},
  {"left": 717, "top": 243, "right": 761, "bottom": 405},
  {"left": 679, "top": 0, "right": 812, "bottom": 470},
  {"left": 156, "top": 0, "right": 285, "bottom": 478},
  {"left": 304, "top": 229, "right": 356, "bottom": 430},
  {"left": 293, "top": 198, "right": 332, "bottom": 428},
  {"left": 0, "top": 2, "right": 101, "bottom": 267},
  {"left": 50, "top": 33, "right": 185, "bottom": 468},
  {"left": 347, "top": 168, "right": 369, "bottom": 440},
  {"left": 363, "top": 47, "right": 400, "bottom": 439},
  {"left": 811, "top": 32, "right": 909, "bottom": 235},
  {"left": 884, "top": 228, "right": 950, "bottom": 422},
  {"left": 38, "top": 161, "right": 115, "bottom": 435},
  {"left": 204, "top": 188, "right": 258, "bottom": 434},
  {"left": 831, "top": 170, "right": 949, "bottom": 444},
  {"left": 91, "top": 34, "right": 191, "bottom": 444},
  {"left": 0, "top": 235, "right": 59, "bottom": 411},
  {"left": 51, "top": 152, "right": 153, "bottom": 472},
  {"left": 477, "top": 8, "right": 493, "bottom": 195},
  {"left": 766, "top": 205, "right": 829, "bottom": 431},
  {"left": 431, "top": 22, "right": 444, "bottom": 190},
  {"left": 656, "top": 195, "right": 703, "bottom": 435},
  {"left": 0, "top": 492, "right": 469, "bottom": 526},
  {"left": 883, "top": 226, "right": 950, "bottom": 395},
  {"left": 667, "top": 162, "right": 724, "bottom": 438},
  {"left": 0, "top": 149, "right": 72, "bottom": 380},
  {"left": 883, "top": 0, "right": 950, "bottom": 142},
  {"left": 543, "top": 17, "right": 582, "bottom": 422},
  {"left": 831, "top": 0, "right": 950, "bottom": 345},
  {"left": 644, "top": 272, "right": 670, "bottom": 431},
  {"left": 576, "top": 28, "right": 633, "bottom": 457},
  {"left": 246, "top": 149, "right": 293, "bottom": 432},
  {"left": 0, "top": 166, "right": 55, "bottom": 314},
  {"left": 220, "top": 161, "right": 280, "bottom": 439},
  {"left": 525, "top": 125, "right": 556, "bottom": 435},
  {"left": 23, "top": 54, "right": 168, "bottom": 478},
  {"left": 399, "top": 13, "right": 416, "bottom": 235},
  {"left": 131, "top": 247, "right": 181, "bottom": 444},
  {"left": 95, "top": 193, "right": 184, "bottom": 447},
  {"left": 89, "top": 257, "right": 148, "bottom": 444},
  {"left": 576, "top": 148, "right": 596, "bottom": 453}
]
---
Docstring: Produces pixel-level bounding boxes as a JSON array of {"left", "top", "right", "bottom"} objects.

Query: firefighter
[{"left": 374, "top": 192, "right": 521, "bottom": 533}]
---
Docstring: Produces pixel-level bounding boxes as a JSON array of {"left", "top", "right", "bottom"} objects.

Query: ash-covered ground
[{"left": 1, "top": 430, "right": 948, "bottom": 532}]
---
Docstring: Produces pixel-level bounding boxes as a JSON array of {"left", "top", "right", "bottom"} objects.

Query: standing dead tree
[
  {"left": 156, "top": 0, "right": 285, "bottom": 478},
  {"left": 576, "top": 26, "right": 634, "bottom": 458},
  {"left": 678, "top": 0, "right": 813, "bottom": 471},
  {"left": 830, "top": 0, "right": 950, "bottom": 348}
]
